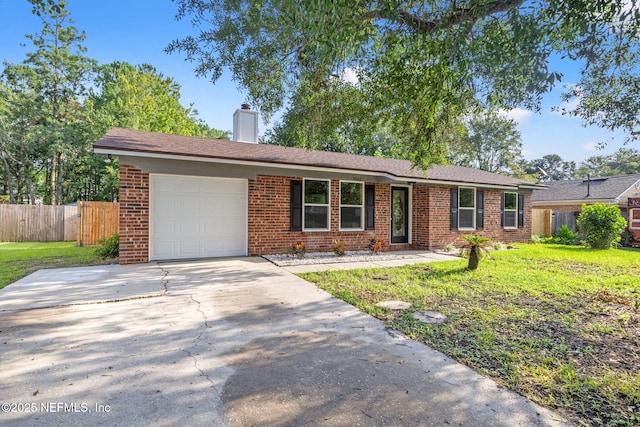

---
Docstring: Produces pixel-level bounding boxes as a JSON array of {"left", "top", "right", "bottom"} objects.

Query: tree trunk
[
  {"left": 27, "top": 176, "right": 36, "bottom": 205},
  {"left": 55, "top": 153, "right": 63, "bottom": 205},
  {"left": 50, "top": 152, "right": 57, "bottom": 205},
  {"left": 1, "top": 155, "right": 14, "bottom": 204},
  {"left": 468, "top": 246, "right": 480, "bottom": 270}
]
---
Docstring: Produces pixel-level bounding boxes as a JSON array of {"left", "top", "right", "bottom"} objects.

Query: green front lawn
[
  {"left": 301, "top": 244, "right": 640, "bottom": 427},
  {"left": 0, "top": 242, "right": 102, "bottom": 290}
]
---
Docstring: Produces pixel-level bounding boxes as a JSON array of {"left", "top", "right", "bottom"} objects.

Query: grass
[
  {"left": 300, "top": 244, "right": 640, "bottom": 427},
  {"left": 0, "top": 242, "right": 104, "bottom": 290}
]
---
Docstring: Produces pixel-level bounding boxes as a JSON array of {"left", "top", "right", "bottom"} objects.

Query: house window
[
  {"left": 303, "top": 179, "right": 330, "bottom": 230},
  {"left": 630, "top": 209, "right": 640, "bottom": 230},
  {"left": 503, "top": 192, "right": 518, "bottom": 228},
  {"left": 340, "top": 181, "right": 364, "bottom": 230},
  {"left": 458, "top": 187, "right": 476, "bottom": 229}
]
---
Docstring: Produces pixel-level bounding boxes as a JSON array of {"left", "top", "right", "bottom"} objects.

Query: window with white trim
[
  {"left": 303, "top": 179, "right": 330, "bottom": 230},
  {"left": 503, "top": 192, "right": 518, "bottom": 228},
  {"left": 458, "top": 187, "right": 476, "bottom": 229},
  {"left": 340, "top": 181, "right": 364, "bottom": 230}
]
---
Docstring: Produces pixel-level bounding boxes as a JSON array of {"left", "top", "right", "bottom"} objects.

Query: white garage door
[{"left": 150, "top": 174, "right": 247, "bottom": 260}]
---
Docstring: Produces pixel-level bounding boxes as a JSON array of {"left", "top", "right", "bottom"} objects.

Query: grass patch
[
  {"left": 0, "top": 242, "right": 105, "bottom": 290},
  {"left": 301, "top": 244, "right": 640, "bottom": 426}
]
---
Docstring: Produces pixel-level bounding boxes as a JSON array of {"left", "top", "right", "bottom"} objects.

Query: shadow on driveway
[{"left": 0, "top": 257, "right": 571, "bottom": 426}]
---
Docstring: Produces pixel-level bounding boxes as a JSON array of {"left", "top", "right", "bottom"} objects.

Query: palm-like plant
[{"left": 460, "top": 235, "right": 493, "bottom": 270}]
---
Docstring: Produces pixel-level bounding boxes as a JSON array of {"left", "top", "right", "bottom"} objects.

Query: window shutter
[
  {"left": 290, "top": 180, "right": 302, "bottom": 231},
  {"left": 450, "top": 188, "right": 458, "bottom": 230},
  {"left": 476, "top": 190, "right": 484, "bottom": 230},
  {"left": 500, "top": 193, "right": 505, "bottom": 227},
  {"left": 365, "top": 184, "right": 375, "bottom": 230},
  {"left": 518, "top": 194, "right": 525, "bottom": 228}
]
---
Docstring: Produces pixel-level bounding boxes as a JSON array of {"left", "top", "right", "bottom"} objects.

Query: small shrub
[
  {"left": 95, "top": 233, "right": 119, "bottom": 259},
  {"left": 577, "top": 203, "right": 627, "bottom": 249},
  {"left": 460, "top": 235, "right": 493, "bottom": 271},
  {"left": 531, "top": 234, "right": 552, "bottom": 244},
  {"left": 333, "top": 240, "right": 347, "bottom": 256},
  {"left": 552, "top": 224, "right": 578, "bottom": 245},
  {"left": 368, "top": 238, "right": 384, "bottom": 254},
  {"left": 445, "top": 242, "right": 457, "bottom": 252},
  {"left": 493, "top": 241, "right": 507, "bottom": 251},
  {"left": 620, "top": 230, "right": 633, "bottom": 248},
  {"left": 285, "top": 241, "right": 306, "bottom": 258}
]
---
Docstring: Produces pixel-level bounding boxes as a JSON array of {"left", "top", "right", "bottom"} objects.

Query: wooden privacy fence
[
  {"left": 0, "top": 202, "right": 119, "bottom": 244},
  {"left": 76, "top": 201, "right": 119, "bottom": 246},
  {"left": 0, "top": 204, "right": 77, "bottom": 242},
  {"left": 532, "top": 208, "right": 552, "bottom": 237}
]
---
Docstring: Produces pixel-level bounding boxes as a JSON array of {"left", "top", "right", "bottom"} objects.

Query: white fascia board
[{"left": 94, "top": 147, "right": 525, "bottom": 190}]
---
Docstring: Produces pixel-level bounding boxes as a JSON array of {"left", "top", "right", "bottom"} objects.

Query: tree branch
[{"left": 365, "top": 0, "right": 526, "bottom": 34}]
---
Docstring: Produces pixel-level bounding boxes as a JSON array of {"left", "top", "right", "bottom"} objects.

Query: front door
[{"left": 391, "top": 187, "right": 409, "bottom": 244}]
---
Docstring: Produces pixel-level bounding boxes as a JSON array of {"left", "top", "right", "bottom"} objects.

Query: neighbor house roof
[
  {"left": 94, "top": 127, "right": 540, "bottom": 189},
  {"left": 532, "top": 174, "right": 640, "bottom": 204}
]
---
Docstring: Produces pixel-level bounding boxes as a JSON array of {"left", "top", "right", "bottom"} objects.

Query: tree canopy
[
  {"left": 447, "top": 112, "right": 523, "bottom": 174},
  {"left": 167, "top": 0, "right": 640, "bottom": 167},
  {"left": 0, "top": 0, "right": 228, "bottom": 205}
]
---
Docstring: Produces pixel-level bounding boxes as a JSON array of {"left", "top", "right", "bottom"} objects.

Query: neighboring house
[
  {"left": 94, "top": 107, "right": 541, "bottom": 264},
  {"left": 531, "top": 174, "right": 640, "bottom": 243}
]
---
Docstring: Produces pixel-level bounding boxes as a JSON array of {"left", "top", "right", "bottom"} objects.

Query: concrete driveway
[{"left": 0, "top": 258, "right": 571, "bottom": 426}]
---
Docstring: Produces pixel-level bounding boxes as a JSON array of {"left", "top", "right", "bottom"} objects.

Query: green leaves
[
  {"left": 577, "top": 203, "right": 628, "bottom": 249},
  {"left": 169, "top": 0, "right": 640, "bottom": 164}
]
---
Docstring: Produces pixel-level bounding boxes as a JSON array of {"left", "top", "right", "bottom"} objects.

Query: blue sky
[{"left": 1, "top": 0, "right": 631, "bottom": 163}]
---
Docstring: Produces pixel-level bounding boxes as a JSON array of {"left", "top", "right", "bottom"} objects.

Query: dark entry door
[{"left": 391, "top": 187, "right": 409, "bottom": 244}]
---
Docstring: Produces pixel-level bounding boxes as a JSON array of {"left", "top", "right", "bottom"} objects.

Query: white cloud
[
  {"left": 583, "top": 141, "right": 599, "bottom": 151},
  {"left": 338, "top": 67, "right": 359, "bottom": 85},
  {"left": 498, "top": 108, "right": 533, "bottom": 124}
]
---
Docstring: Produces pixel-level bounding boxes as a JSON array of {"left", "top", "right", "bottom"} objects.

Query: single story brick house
[
  {"left": 532, "top": 174, "right": 640, "bottom": 244},
  {"left": 94, "top": 108, "right": 541, "bottom": 264}
]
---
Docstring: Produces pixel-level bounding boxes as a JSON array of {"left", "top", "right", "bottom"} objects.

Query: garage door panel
[
  {"left": 179, "top": 221, "right": 201, "bottom": 236},
  {"left": 154, "top": 218, "right": 177, "bottom": 234},
  {"left": 150, "top": 175, "right": 247, "bottom": 261},
  {"left": 152, "top": 242, "right": 176, "bottom": 259}
]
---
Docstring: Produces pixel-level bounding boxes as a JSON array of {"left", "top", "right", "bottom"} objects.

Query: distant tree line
[{"left": 444, "top": 112, "right": 640, "bottom": 182}]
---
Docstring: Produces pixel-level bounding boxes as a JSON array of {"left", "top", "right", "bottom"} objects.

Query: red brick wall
[
  {"left": 117, "top": 169, "right": 532, "bottom": 263},
  {"left": 119, "top": 165, "right": 149, "bottom": 264},
  {"left": 423, "top": 185, "right": 532, "bottom": 248},
  {"left": 247, "top": 175, "right": 392, "bottom": 255}
]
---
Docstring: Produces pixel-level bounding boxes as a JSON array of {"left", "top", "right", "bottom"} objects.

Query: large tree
[
  {"left": 448, "top": 112, "right": 523, "bottom": 174},
  {"left": 575, "top": 147, "right": 640, "bottom": 178},
  {"left": 76, "top": 61, "right": 231, "bottom": 202},
  {"left": 88, "top": 62, "right": 230, "bottom": 139},
  {"left": 167, "top": 0, "right": 640, "bottom": 167},
  {"left": 526, "top": 154, "right": 576, "bottom": 182},
  {"left": 1, "top": 0, "right": 95, "bottom": 205}
]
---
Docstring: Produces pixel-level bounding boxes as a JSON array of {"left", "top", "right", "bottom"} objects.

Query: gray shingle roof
[
  {"left": 94, "top": 127, "right": 538, "bottom": 188},
  {"left": 532, "top": 174, "right": 640, "bottom": 202}
]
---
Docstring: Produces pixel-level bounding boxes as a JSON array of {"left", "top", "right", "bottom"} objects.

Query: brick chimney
[{"left": 233, "top": 104, "right": 258, "bottom": 143}]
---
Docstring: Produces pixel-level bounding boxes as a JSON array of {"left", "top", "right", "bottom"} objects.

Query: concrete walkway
[{"left": 0, "top": 257, "right": 571, "bottom": 426}]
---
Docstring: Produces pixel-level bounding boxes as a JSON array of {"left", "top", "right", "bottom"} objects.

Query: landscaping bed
[
  {"left": 263, "top": 250, "right": 448, "bottom": 266},
  {"left": 300, "top": 244, "right": 640, "bottom": 426}
]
